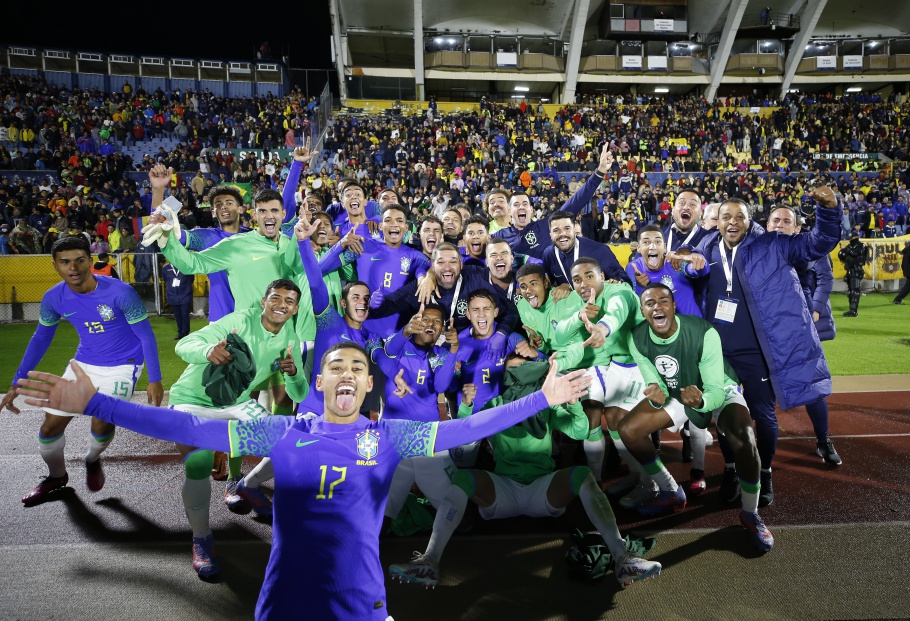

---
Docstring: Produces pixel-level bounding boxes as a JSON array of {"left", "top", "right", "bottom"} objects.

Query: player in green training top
[
  {"left": 389, "top": 353, "right": 662, "bottom": 589},
  {"left": 553, "top": 257, "right": 650, "bottom": 501},
  {"left": 514, "top": 263, "right": 585, "bottom": 358},
  {"left": 167, "top": 279, "right": 310, "bottom": 579},
  {"left": 619, "top": 283, "right": 773, "bottom": 551},
  {"left": 158, "top": 188, "right": 316, "bottom": 345}
]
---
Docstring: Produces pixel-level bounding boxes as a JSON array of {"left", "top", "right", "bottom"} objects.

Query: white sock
[
  {"left": 85, "top": 430, "right": 115, "bottom": 464},
  {"left": 38, "top": 433, "right": 66, "bottom": 478},
  {"left": 182, "top": 477, "right": 212, "bottom": 539},
  {"left": 690, "top": 427, "right": 707, "bottom": 471},
  {"left": 424, "top": 486, "right": 467, "bottom": 565},
  {"left": 608, "top": 430, "right": 646, "bottom": 482},
  {"left": 577, "top": 472, "right": 627, "bottom": 559},
  {"left": 583, "top": 434, "right": 606, "bottom": 482},
  {"left": 242, "top": 458, "right": 274, "bottom": 488},
  {"left": 643, "top": 457, "right": 679, "bottom": 492}
]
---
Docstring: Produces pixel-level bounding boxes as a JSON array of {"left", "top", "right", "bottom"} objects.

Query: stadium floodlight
[
  {"left": 846, "top": 87, "right": 862, "bottom": 92},
  {"left": 654, "top": 87, "right": 669, "bottom": 93},
  {"left": 514, "top": 86, "right": 530, "bottom": 92}
]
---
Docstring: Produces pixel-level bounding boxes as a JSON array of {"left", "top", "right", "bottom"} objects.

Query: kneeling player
[
  {"left": 618, "top": 284, "right": 773, "bottom": 551},
  {"left": 389, "top": 354, "right": 661, "bottom": 588}
]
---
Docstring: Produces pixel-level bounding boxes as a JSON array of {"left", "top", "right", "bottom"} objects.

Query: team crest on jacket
[
  {"left": 400, "top": 256, "right": 411, "bottom": 274},
  {"left": 456, "top": 299, "right": 468, "bottom": 316},
  {"left": 525, "top": 231, "right": 538, "bottom": 247},
  {"left": 660, "top": 274, "right": 676, "bottom": 291},
  {"left": 356, "top": 430, "right": 380, "bottom": 461},
  {"left": 97, "top": 304, "right": 115, "bottom": 321}
]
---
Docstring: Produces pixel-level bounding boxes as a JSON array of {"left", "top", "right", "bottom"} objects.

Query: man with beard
[
  {"left": 148, "top": 165, "right": 249, "bottom": 321},
  {"left": 662, "top": 189, "right": 709, "bottom": 252},
  {"left": 485, "top": 188, "right": 511, "bottom": 233},
  {"left": 544, "top": 210, "right": 630, "bottom": 287},
  {"left": 492, "top": 145, "right": 615, "bottom": 260}
]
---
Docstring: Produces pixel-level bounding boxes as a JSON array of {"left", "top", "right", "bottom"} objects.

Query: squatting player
[
  {"left": 17, "top": 343, "right": 592, "bottom": 621},
  {"left": 2, "top": 237, "right": 163, "bottom": 505}
]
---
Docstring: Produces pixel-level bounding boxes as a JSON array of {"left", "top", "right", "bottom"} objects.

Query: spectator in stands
[
  {"left": 0, "top": 224, "right": 12, "bottom": 254},
  {"left": 116, "top": 226, "right": 138, "bottom": 253},
  {"left": 10, "top": 219, "right": 41, "bottom": 254}
]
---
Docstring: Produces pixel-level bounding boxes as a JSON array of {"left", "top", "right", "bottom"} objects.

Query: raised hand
[
  {"left": 279, "top": 344, "right": 297, "bottom": 376},
  {"left": 403, "top": 303, "right": 427, "bottom": 338},
  {"left": 148, "top": 164, "right": 171, "bottom": 190},
  {"left": 461, "top": 383, "right": 477, "bottom": 407},
  {"left": 207, "top": 337, "right": 234, "bottom": 365},
  {"left": 541, "top": 355, "right": 592, "bottom": 406},
  {"left": 444, "top": 318, "right": 459, "bottom": 353},
  {"left": 340, "top": 227, "right": 365, "bottom": 255},
  {"left": 580, "top": 289, "right": 600, "bottom": 321},
  {"left": 597, "top": 143, "right": 615, "bottom": 175},
  {"left": 294, "top": 213, "right": 319, "bottom": 241},
  {"left": 392, "top": 369, "right": 414, "bottom": 398},
  {"left": 808, "top": 185, "right": 838, "bottom": 209},
  {"left": 17, "top": 361, "right": 97, "bottom": 414},
  {"left": 523, "top": 325, "right": 543, "bottom": 349},
  {"left": 293, "top": 137, "right": 319, "bottom": 163},
  {"left": 415, "top": 271, "right": 439, "bottom": 305},
  {"left": 632, "top": 263, "right": 650, "bottom": 287},
  {"left": 679, "top": 385, "right": 704, "bottom": 409},
  {"left": 369, "top": 288, "right": 385, "bottom": 310}
]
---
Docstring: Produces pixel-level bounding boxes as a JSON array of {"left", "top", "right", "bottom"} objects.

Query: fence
[{"left": 0, "top": 252, "right": 210, "bottom": 323}]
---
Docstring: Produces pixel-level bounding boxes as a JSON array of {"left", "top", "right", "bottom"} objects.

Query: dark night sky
[{"left": 6, "top": 3, "right": 333, "bottom": 70}]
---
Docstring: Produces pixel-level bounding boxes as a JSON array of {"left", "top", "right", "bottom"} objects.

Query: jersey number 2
[{"left": 316, "top": 465, "right": 347, "bottom": 500}]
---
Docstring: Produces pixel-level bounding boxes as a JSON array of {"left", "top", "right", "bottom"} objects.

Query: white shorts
[
  {"left": 171, "top": 399, "right": 270, "bottom": 421},
  {"left": 46, "top": 361, "right": 143, "bottom": 417},
  {"left": 385, "top": 452, "right": 457, "bottom": 519},
  {"left": 585, "top": 361, "right": 646, "bottom": 411},
  {"left": 479, "top": 471, "right": 564, "bottom": 520},
  {"left": 663, "top": 385, "right": 749, "bottom": 433}
]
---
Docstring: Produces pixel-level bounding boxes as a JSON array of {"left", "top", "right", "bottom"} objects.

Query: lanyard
[
  {"left": 554, "top": 243, "right": 580, "bottom": 283},
  {"left": 489, "top": 274, "right": 514, "bottom": 300},
  {"left": 718, "top": 241, "right": 739, "bottom": 295},
  {"left": 433, "top": 275, "right": 463, "bottom": 318},
  {"left": 667, "top": 225, "right": 698, "bottom": 251}
]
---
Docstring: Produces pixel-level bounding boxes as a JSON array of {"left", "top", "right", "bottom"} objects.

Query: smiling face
[
  {"left": 255, "top": 199, "right": 283, "bottom": 240},
  {"left": 640, "top": 286, "right": 677, "bottom": 338},
  {"left": 703, "top": 204, "right": 719, "bottom": 231},
  {"left": 53, "top": 248, "right": 93, "bottom": 291},
  {"left": 342, "top": 185, "right": 365, "bottom": 217},
  {"left": 316, "top": 346, "right": 373, "bottom": 422},
  {"left": 517, "top": 272, "right": 549, "bottom": 309},
  {"left": 413, "top": 308, "right": 444, "bottom": 347},
  {"left": 464, "top": 222, "right": 488, "bottom": 259},
  {"left": 302, "top": 194, "right": 323, "bottom": 217},
  {"left": 509, "top": 194, "right": 533, "bottom": 230},
  {"left": 260, "top": 287, "right": 300, "bottom": 332},
  {"left": 432, "top": 249, "right": 462, "bottom": 289},
  {"left": 549, "top": 216, "right": 575, "bottom": 252},
  {"left": 381, "top": 207, "right": 407, "bottom": 247},
  {"left": 487, "top": 192, "right": 508, "bottom": 220},
  {"left": 672, "top": 191, "right": 701, "bottom": 233},
  {"left": 341, "top": 284, "right": 370, "bottom": 325},
  {"left": 442, "top": 211, "right": 462, "bottom": 238},
  {"left": 570, "top": 261, "right": 604, "bottom": 301},
  {"left": 486, "top": 241, "right": 513, "bottom": 282},
  {"left": 467, "top": 295, "right": 498, "bottom": 339},
  {"left": 718, "top": 202, "right": 751, "bottom": 248},
  {"left": 638, "top": 230, "right": 666, "bottom": 271},
  {"left": 420, "top": 220, "right": 442, "bottom": 256},
  {"left": 211, "top": 192, "right": 242, "bottom": 227},
  {"left": 310, "top": 214, "right": 333, "bottom": 247},
  {"left": 378, "top": 189, "right": 399, "bottom": 209}
]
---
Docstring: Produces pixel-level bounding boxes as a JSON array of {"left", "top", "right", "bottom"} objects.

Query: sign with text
[
  {"left": 653, "top": 19, "right": 674, "bottom": 32},
  {"left": 622, "top": 55, "right": 643, "bottom": 69},
  {"left": 842, "top": 55, "right": 863, "bottom": 69},
  {"left": 816, "top": 56, "right": 836, "bottom": 69},
  {"left": 812, "top": 152, "right": 879, "bottom": 161}
]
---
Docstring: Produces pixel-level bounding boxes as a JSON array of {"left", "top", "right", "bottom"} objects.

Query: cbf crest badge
[
  {"left": 356, "top": 430, "right": 380, "bottom": 461},
  {"left": 97, "top": 304, "right": 115, "bottom": 321},
  {"left": 400, "top": 256, "right": 412, "bottom": 275},
  {"left": 524, "top": 231, "right": 538, "bottom": 247},
  {"left": 660, "top": 274, "right": 676, "bottom": 291},
  {"left": 456, "top": 299, "right": 468, "bottom": 316}
]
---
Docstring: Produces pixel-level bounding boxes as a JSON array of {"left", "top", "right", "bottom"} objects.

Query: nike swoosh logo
[
  {"left": 340, "top": 334, "right": 352, "bottom": 341},
  {"left": 404, "top": 351, "right": 417, "bottom": 356},
  {"left": 761, "top": 377, "right": 769, "bottom": 382},
  {"left": 296, "top": 439, "right": 319, "bottom": 447},
  {"left": 251, "top": 256, "right": 265, "bottom": 261},
  {"left": 62, "top": 311, "right": 77, "bottom": 318},
  {"left": 370, "top": 257, "right": 383, "bottom": 261},
  {"left": 709, "top": 262, "right": 718, "bottom": 266}
]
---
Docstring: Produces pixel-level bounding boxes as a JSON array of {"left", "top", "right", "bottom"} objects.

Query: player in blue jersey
[
  {"left": 18, "top": 343, "right": 592, "bottom": 621},
  {"left": 2, "top": 237, "right": 163, "bottom": 506},
  {"left": 626, "top": 224, "right": 712, "bottom": 493},
  {"left": 492, "top": 144, "right": 614, "bottom": 259},
  {"left": 409, "top": 214, "right": 444, "bottom": 259},
  {"left": 279, "top": 142, "right": 322, "bottom": 231},
  {"left": 148, "top": 165, "right": 250, "bottom": 322},
  {"left": 374, "top": 304, "right": 461, "bottom": 525}
]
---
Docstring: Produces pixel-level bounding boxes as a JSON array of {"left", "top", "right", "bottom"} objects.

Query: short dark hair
[
  {"left": 421, "top": 302, "right": 447, "bottom": 321},
  {"left": 570, "top": 256, "right": 601, "bottom": 272},
  {"left": 320, "top": 341, "right": 368, "bottom": 372},
  {"left": 547, "top": 210, "right": 575, "bottom": 225},
  {"left": 265, "top": 278, "right": 301, "bottom": 303},
  {"left": 377, "top": 188, "right": 402, "bottom": 204},
  {"left": 208, "top": 185, "right": 243, "bottom": 206},
  {"left": 381, "top": 203, "right": 411, "bottom": 220},
  {"left": 464, "top": 215, "right": 490, "bottom": 229},
  {"left": 509, "top": 192, "right": 529, "bottom": 205},
  {"left": 640, "top": 282, "right": 675, "bottom": 302},
  {"left": 676, "top": 187, "right": 701, "bottom": 202},
  {"left": 515, "top": 262, "right": 547, "bottom": 281},
  {"left": 253, "top": 188, "right": 283, "bottom": 206},
  {"left": 637, "top": 224, "right": 662, "bottom": 241},
  {"left": 97, "top": 252, "right": 110, "bottom": 261},
  {"left": 51, "top": 236, "right": 90, "bottom": 260},
  {"left": 341, "top": 280, "right": 370, "bottom": 299},
  {"left": 418, "top": 215, "right": 443, "bottom": 230},
  {"left": 466, "top": 289, "right": 497, "bottom": 306}
]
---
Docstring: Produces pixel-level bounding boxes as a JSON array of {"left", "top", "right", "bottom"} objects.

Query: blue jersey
[
  {"left": 38, "top": 276, "right": 149, "bottom": 367},
  {"left": 183, "top": 226, "right": 251, "bottom": 321},
  {"left": 372, "top": 329, "right": 457, "bottom": 422},
  {"left": 453, "top": 324, "right": 518, "bottom": 410},
  {"left": 625, "top": 257, "right": 705, "bottom": 317}
]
